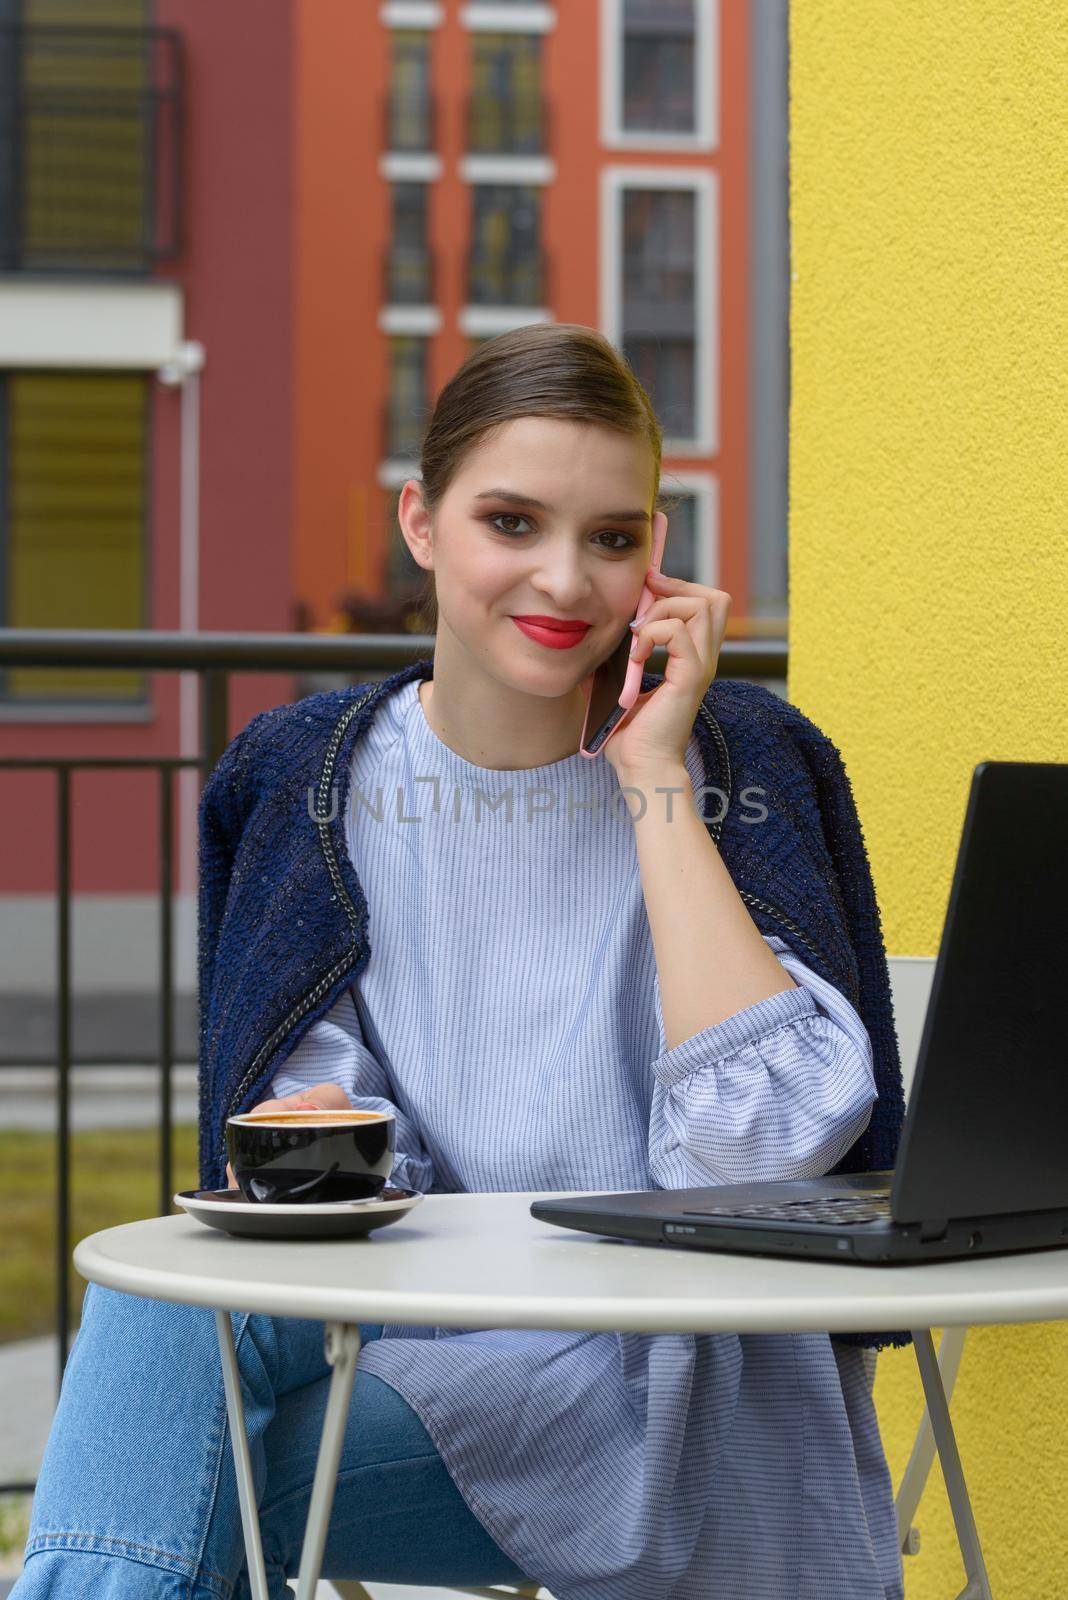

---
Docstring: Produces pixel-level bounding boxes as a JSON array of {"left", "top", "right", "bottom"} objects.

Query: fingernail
[{"left": 628, "top": 620, "right": 640, "bottom": 630}]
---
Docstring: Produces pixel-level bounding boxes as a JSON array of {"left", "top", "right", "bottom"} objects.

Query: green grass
[
  {"left": 0, "top": 1125, "right": 200, "bottom": 1346},
  {"left": 0, "top": 1495, "right": 31, "bottom": 1559}
]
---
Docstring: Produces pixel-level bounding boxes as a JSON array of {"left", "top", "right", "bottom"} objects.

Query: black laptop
[{"left": 531, "top": 761, "right": 1068, "bottom": 1263}]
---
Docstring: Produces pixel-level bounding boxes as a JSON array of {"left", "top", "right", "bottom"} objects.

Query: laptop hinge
[{"left": 919, "top": 1217, "right": 949, "bottom": 1242}]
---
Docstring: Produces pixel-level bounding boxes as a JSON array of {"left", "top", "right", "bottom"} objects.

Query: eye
[
  {"left": 486, "top": 513, "right": 533, "bottom": 537},
  {"left": 483, "top": 513, "right": 639, "bottom": 552}
]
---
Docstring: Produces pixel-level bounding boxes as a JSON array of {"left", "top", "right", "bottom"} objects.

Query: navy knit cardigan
[{"left": 197, "top": 655, "right": 909, "bottom": 1351}]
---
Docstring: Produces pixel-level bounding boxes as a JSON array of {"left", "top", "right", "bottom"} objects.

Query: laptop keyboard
[{"left": 683, "top": 1193, "right": 893, "bottom": 1226}]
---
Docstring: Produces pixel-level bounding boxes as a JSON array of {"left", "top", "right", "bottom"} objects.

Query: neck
[{"left": 417, "top": 642, "right": 591, "bottom": 771}]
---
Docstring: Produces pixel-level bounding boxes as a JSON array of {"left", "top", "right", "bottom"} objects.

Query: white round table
[{"left": 75, "top": 1192, "right": 1068, "bottom": 1600}]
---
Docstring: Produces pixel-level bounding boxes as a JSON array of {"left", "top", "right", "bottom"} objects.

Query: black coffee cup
[{"left": 226, "top": 1109, "right": 396, "bottom": 1204}]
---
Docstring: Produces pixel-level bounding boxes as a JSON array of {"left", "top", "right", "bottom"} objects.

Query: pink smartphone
[{"left": 579, "top": 511, "right": 668, "bottom": 758}]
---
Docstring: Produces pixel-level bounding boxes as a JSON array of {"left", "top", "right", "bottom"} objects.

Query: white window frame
[
  {"left": 600, "top": 0, "right": 718, "bottom": 152},
  {"left": 379, "top": 2, "right": 443, "bottom": 27},
  {"left": 0, "top": 281, "right": 183, "bottom": 368},
  {"left": 460, "top": 4, "right": 556, "bottom": 32},
  {"left": 458, "top": 305, "right": 553, "bottom": 337},
  {"left": 379, "top": 153, "right": 442, "bottom": 182},
  {"left": 657, "top": 469, "right": 719, "bottom": 587},
  {"left": 379, "top": 306, "right": 442, "bottom": 334},
  {"left": 600, "top": 165, "right": 717, "bottom": 457},
  {"left": 459, "top": 155, "right": 555, "bottom": 185}
]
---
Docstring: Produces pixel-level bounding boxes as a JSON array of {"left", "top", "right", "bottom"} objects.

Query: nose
[{"left": 528, "top": 542, "right": 594, "bottom": 610}]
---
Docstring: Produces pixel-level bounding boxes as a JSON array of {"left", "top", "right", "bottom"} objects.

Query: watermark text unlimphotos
[{"left": 308, "top": 776, "right": 769, "bottom": 827}]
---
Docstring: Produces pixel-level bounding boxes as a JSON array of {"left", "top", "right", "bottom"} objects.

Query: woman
[{"left": 15, "top": 324, "right": 906, "bottom": 1599}]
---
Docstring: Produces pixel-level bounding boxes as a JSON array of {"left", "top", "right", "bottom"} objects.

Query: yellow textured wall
[{"left": 786, "top": 1, "right": 1068, "bottom": 1594}]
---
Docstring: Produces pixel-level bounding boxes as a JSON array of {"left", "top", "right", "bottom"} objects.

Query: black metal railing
[
  {"left": 0, "top": 23, "right": 184, "bottom": 274},
  {"left": 383, "top": 243, "right": 435, "bottom": 305},
  {"left": 383, "top": 88, "right": 437, "bottom": 154},
  {"left": 467, "top": 246, "right": 549, "bottom": 307},
  {"left": 466, "top": 89, "right": 548, "bottom": 156},
  {"left": 0, "top": 627, "right": 788, "bottom": 1497}
]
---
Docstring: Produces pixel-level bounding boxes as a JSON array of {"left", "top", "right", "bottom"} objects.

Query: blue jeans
[{"left": 13, "top": 1281, "right": 529, "bottom": 1598}]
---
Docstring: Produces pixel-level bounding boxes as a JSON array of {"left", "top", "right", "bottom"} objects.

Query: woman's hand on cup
[{"left": 224, "top": 1083, "right": 353, "bottom": 1188}]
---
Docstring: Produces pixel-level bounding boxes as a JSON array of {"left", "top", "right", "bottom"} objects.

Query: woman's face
[{"left": 401, "top": 416, "right": 655, "bottom": 693}]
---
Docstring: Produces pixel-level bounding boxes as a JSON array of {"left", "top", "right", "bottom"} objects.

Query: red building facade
[{"left": 1, "top": 1, "right": 766, "bottom": 977}]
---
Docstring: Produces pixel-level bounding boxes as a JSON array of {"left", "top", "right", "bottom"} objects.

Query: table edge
[{"left": 73, "top": 1227, "right": 1068, "bottom": 1335}]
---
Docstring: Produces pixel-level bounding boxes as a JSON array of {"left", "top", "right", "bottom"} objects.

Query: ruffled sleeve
[
  {"left": 648, "top": 934, "right": 877, "bottom": 1189},
  {"left": 270, "top": 984, "right": 436, "bottom": 1193}
]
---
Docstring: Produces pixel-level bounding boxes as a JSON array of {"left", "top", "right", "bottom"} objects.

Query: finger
[
  {"left": 632, "top": 596, "right": 710, "bottom": 629},
  {"left": 307, "top": 1083, "right": 353, "bottom": 1111},
  {"left": 225, "top": 1161, "right": 238, "bottom": 1190},
  {"left": 629, "top": 616, "right": 700, "bottom": 663},
  {"left": 647, "top": 603, "right": 722, "bottom": 673},
  {"left": 638, "top": 595, "right": 729, "bottom": 651},
  {"left": 647, "top": 571, "right": 729, "bottom": 607}
]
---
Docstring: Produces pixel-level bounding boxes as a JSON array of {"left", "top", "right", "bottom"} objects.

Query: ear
[{"left": 397, "top": 479, "right": 434, "bottom": 572}]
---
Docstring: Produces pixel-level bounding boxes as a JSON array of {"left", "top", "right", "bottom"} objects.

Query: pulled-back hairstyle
[{"left": 409, "top": 322, "right": 675, "bottom": 629}]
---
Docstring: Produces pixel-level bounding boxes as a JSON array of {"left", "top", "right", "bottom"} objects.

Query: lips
[
  {"left": 511, "top": 615, "right": 592, "bottom": 631},
  {"left": 511, "top": 616, "right": 592, "bottom": 650}
]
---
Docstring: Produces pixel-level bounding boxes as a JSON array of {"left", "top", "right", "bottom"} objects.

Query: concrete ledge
[{"left": 0, "top": 992, "right": 197, "bottom": 1066}]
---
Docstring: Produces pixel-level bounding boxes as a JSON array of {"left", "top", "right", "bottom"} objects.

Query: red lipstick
[{"left": 511, "top": 615, "right": 592, "bottom": 650}]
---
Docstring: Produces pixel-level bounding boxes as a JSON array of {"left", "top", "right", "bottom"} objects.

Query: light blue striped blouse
[{"left": 270, "top": 675, "right": 904, "bottom": 1600}]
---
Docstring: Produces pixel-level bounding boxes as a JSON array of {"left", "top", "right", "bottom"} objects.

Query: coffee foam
[{"left": 230, "top": 1109, "right": 391, "bottom": 1127}]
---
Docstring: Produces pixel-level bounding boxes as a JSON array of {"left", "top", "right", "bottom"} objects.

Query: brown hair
[{"left": 408, "top": 322, "right": 679, "bottom": 629}]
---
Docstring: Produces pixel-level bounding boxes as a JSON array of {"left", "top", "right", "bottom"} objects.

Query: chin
[{"left": 493, "top": 650, "right": 590, "bottom": 699}]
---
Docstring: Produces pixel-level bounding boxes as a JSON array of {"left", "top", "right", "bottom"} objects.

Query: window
[
  {"left": 0, "top": 371, "right": 149, "bottom": 705},
  {"left": 659, "top": 490, "right": 697, "bottom": 581},
  {"left": 468, "top": 184, "right": 543, "bottom": 305},
  {"left": 626, "top": 342, "right": 695, "bottom": 441},
  {"left": 622, "top": 0, "right": 696, "bottom": 134},
  {"left": 384, "top": 486, "right": 421, "bottom": 595},
  {"left": 656, "top": 477, "right": 718, "bottom": 586},
  {"left": 621, "top": 188, "right": 696, "bottom": 437},
  {"left": 0, "top": 2, "right": 181, "bottom": 274},
  {"left": 384, "top": 336, "right": 428, "bottom": 460},
  {"left": 387, "top": 183, "right": 432, "bottom": 303},
  {"left": 601, "top": 0, "right": 717, "bottom": 153},
  {"left": 387, "top": 30, "right": 433, "bottom": 152},
  {"left": 603, "top": 168, "right": 716, "bottom": 453},
  {"left": 468, "top": 32, "right": 544, "bottom": 154}
]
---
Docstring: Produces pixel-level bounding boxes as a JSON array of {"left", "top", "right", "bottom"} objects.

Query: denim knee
[{"left": 11, "top": 1542, "right": 252, "bottom": 1600}]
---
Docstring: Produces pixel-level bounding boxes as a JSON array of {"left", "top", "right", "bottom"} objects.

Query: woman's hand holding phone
[{"left": 600, "top": 546, "right": 732, "bottom": 785}]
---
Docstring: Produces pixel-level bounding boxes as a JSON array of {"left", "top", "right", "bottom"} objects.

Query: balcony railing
[
  {"left": 465, "top": 90, "right": 548, "bottom": 156},
  {"left": 383, "top": 243, "right": 435, "bottom": 305},
  {"left": 467, "top": 247, "right": 549, "bottom": 307},
  {"left": 383, "top": 88, "right": 437, "bottom": 154},
  {"left": 0, "top": 626, "right": 787, "bottom": 1499},
  {"left": 0, "top": 23, "right": 184, "bottom": 274}
]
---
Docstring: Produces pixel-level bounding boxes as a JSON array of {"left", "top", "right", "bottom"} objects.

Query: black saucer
[{"left": 174, "top": 1185, "right": 422, "bottom": 1240}]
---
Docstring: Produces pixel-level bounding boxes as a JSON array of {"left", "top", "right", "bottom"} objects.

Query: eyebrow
[{"left": 472, "top": 488, "right": 651, "bottom": 525}]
